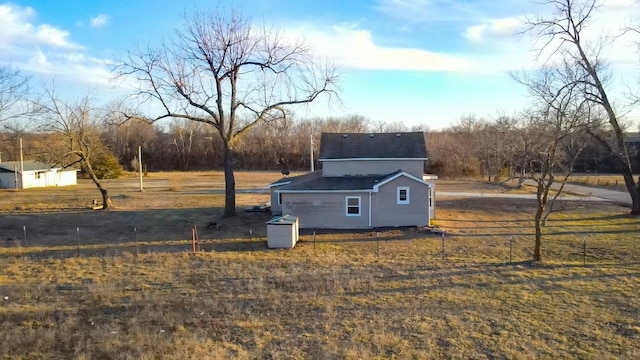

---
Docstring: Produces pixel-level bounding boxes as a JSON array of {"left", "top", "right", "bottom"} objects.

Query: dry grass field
[
  {"left": 1, "top": 172, "right": 639, "bottom": 359},
  {"left": 567, "top": 173, "right": 640, "bottom": 192}
]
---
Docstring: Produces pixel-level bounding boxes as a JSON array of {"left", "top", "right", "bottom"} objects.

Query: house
[
  {"left": 269, "top": 132, "right": 436, "bottom": 229},
  {"left": 0, "top": 161, "right": 79, "bottom": 189}
]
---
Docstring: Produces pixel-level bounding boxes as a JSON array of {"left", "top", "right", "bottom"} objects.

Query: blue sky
[{"left": 1, "top": 0, "right": 639, "bottom": 129}]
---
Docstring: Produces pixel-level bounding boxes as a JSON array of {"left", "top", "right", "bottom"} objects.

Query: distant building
[{"left": 0, "top": 161, "right": 79, "bottom": 189}]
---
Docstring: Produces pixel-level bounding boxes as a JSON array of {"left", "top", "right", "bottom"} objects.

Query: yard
[{"left": 0, "top": 172, "right": 639, "bottom": 359}]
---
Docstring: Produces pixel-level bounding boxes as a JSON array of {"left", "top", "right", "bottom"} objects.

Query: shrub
[{"left": 91, "top": 152, "right": 124, "bottom": 179}]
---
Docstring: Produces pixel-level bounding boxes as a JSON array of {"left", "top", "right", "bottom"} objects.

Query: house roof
[
  {"left": 273, "top": 170, "right": 429, "bottom": 192},
  {"left": 0, "top": 161, "right": 58, "bottom": 173},
  {"left": 266, "top": 214, "right": 299, "bottom": 225},
  {"left": 0, "top": 161, "right": 79, "bottom": 173},
  {"left": 319, "top": 132, "right": 428, "bottom": 160}
]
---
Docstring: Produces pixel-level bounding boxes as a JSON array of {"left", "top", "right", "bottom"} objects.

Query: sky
[{"left": 1, "top": 0, "right": 639, "bottom": 130}]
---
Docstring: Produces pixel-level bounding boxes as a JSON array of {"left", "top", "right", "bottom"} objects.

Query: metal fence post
[
  {"left": 509, "top": 235, "right": 513, "bottom": 264},
  {"left": 76, "top": 227, "right": 80, "bottom": 256},
  {"left": 23, "top": 225, "right": 27, "bottom": 248},
  {"left": 134, "top": 227, "right": 138, "bottom": 256},
  {"left": 441, "top": 231, "right": 445, "bottom": 261}
]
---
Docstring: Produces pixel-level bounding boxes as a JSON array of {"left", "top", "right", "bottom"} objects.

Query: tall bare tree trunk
[
  {"left": 99, "top": 187, "right": 112, "bottom": 210},
  {"left": 617, "top": 151, "right": 640, "bottom": 215},
  {"left": 223, "top": 144, "right": 236, "bottom": 217},
  {"left": 534, "top": 201, "right": 544, "bottom": 262},
  {"left": 584, "top": 58, "right": 640, "bottom": 214},
  {"left": 83, "top": 158, "right": 112, "bottom": 210}
]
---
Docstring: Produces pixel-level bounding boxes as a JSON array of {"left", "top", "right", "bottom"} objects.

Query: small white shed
[
  {"left": 0, "top": 161, "right": 78, "bottom": 189},
  {"left": 266, "top": 215, "right": 299, "bottom": 249}
]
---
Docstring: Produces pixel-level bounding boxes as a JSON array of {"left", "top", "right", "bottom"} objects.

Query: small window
[
  {"left": 397, "top": 187, "right": 410, "bottom": 204},
  {"left": 346, "top": 196, "right": 361, "bottom": 216},
  {"left": 277, "top": 192, "right": 283, "bottom": 205}
]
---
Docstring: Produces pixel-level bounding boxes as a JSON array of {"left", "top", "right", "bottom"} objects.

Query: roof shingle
[
  {"left": 274, "top": 170, "right": 403, "bottom": 192},
  {"left": 319, "top": 132, "right": 427, "bottom": 160}
]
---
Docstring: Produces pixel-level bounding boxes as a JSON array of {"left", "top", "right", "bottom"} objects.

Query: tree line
[
  {"left": 0, "top": 114, "right": 420, "bottom": 172},
  {"left": 2, "top": 111, "right": 637, "bottom": 177}
]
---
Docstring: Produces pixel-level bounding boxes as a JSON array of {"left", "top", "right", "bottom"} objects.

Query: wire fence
[{"left": 1, "top": 223, "right": 638, "bottom": 266}]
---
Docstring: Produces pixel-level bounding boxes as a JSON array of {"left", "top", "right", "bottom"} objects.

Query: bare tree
[
  {"left": 525, "top": 0, "right": 640, "bottom": 215},
  {"left": 101, "top": 102, "right": 159, "bottom": 170},
  {"left": 39, "top": 87, "right": 114, "bottom": 209},
  {"left": 0, "top": 66, "right": 37, "bottom": 128},
  {"left": 115, "top": 9, "right": 339, "bottom": 217},
  {"left": 515, "top": 64, "right": 591, "bottom": 262}
]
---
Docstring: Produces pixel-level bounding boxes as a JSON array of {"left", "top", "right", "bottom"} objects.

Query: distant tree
[
  {"left": 102, "top": 110, "right": 159, "bottom": 170},
  {"left": 116, "top": 8, "right": 339, "bottom": 217},
  {"left": 372, "top": 120, "right": 408, "bottom": 133}
]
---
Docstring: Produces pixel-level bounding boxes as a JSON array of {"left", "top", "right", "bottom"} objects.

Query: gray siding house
[{"left": 269, "top": 132, "right": 435, "bottom": 229}]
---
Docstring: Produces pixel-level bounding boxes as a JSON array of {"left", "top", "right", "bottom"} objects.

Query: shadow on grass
[
  {"left": 0, "top": 206, "right": 274, "bottom": 258},
  {"left": 450, "top": 228, "right": 640, "bottom": 237},
  {"left": 546, "top": 213, "right": 639, "bottom": 222}
]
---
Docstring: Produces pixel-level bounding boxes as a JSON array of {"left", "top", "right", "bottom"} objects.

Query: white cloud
[
  {"left": 0, "top": 4, "right": 113, "bottom": 88},
  {"left": 0, "top": 4, "right": 80, "bottom": 49},
  {"left": 90, "top": 14, "right": 109, "bottom": 28},
  {"left": 464, "top": 17, "right": 522, "bottom": 43},
  {"left": 292, "top": 24, "right": 478, "bottom": 72}
]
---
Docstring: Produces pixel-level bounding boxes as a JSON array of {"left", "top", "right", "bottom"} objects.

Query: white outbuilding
[
  {"left": 266, "top": 215, "right": 299, "bottom": 249},
  {"left": 0, "top": 161, "right": 79, "bottom": 189}
]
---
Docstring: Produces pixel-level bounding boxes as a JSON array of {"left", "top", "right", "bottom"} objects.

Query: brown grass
[
  {"left": 567, "top": 173, "right": 640, "bottom": 191},
  {"left": 0, "top": 172, "right": 639, "bottom": 359}
]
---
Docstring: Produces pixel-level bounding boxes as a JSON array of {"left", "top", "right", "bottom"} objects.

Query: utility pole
[
  {"left": 19, "top": 138, "right": 24, "bottom": 189},
  {"left": 310, "top": 134, "right": 314, "bottom": 172},
  {"left": 138, "top": 145, "right": 144, "bottom": 191}
]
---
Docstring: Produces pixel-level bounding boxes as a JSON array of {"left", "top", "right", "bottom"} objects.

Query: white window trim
[
  {"left": 277, "top": 192, "right": 283, "bottom": 205},
  {"left": 397, "top": 187, "right": 410, "bottom": 205},
  {"left": 345, "top": 196, "right": 361, "bottom": 216}
]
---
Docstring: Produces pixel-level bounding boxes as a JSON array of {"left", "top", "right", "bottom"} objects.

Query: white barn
[{"left": 0, "top": 161, "right": 79, "bottom": 189}]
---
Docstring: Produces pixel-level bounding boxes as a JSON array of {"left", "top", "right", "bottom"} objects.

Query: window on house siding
[
  {"left": 277, "top": 192, "right": 283, "bottom": 205},
  {"left": 346, "top": 196, "right": 361, "bottom": 216},
  {"left": 397, "top": 187, "right": 410, "bottom": 204}
]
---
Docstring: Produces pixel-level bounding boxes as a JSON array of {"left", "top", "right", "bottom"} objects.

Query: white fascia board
[
  {"left": 277, "top": 189, "right": 373, "bottom": 194},
  {"left": 373, "top": 171, "right": 431, "bottom": 191},
  {"left": 320, "top": 158, "right": 428, "bottom": 162}
]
